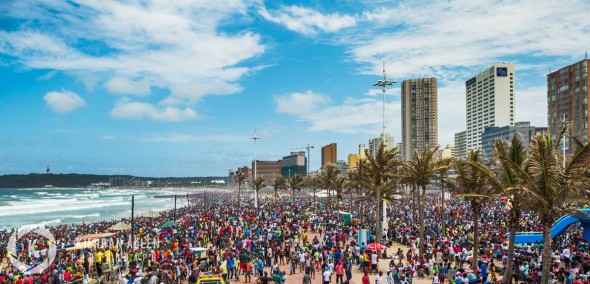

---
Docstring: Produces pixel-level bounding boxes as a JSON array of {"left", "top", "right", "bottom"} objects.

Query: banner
[{"left": 358, "top": 229, "right": 368, "bottom": 249}]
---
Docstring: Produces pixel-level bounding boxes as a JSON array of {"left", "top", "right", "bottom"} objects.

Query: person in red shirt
[
  {"left": 25, "top": 275, "right": 33, "bottom": 284},
  {"left": 362, "top": 271, "right": 370, "bottom": 284},
  {"left": 335, "top": 262, "right": 344, "bottom": 284},
  {"left": 64, "top": 270, "right": 72, "bottom": 282}
]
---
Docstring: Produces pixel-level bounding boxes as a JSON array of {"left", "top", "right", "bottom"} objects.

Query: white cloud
[
  {"left": 515, "top": 85, "right": 547, "bottom": 127},
  {"left": 110, "top": 101, "right": 197, "bottom": 122},
  {"left": 43, "top": 90, "right": 85, "bottom": 113},
  {"left": 352, "top": 0, "right": 590, "bottom": 79},
  {"left": 259, "top": 5, "right": 357, "bottom": 35},
  {"left": 0, "top": 0, "right": 265, "bottom": 113},
  {"left": 105, "top": 77, "right": 151, "bottom": 95},
  {"left": 273, "top": 90, "right": 330, "bottom": 116},
  {"left": 275, "top": 91, "right": 399, "bottom": 134},
  {"left": 337, "top": 0, "right": 590, "bottom": 145}
]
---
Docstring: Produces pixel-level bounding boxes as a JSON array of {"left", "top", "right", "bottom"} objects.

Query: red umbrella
[{"left": 365, "top": 242, "right": 387, "bottom": 251}]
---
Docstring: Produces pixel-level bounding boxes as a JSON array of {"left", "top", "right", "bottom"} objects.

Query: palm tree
[
  {"left": 332, "top": 176, "right": 350, "bottom": 210},
  {"left": 305, "top": 175, "right": 322, "bottom": 207},
  {"left": 251, "top": 176, "right": 266, "bottom": 212},
  {"left": 237, "top": 172, "right": 248, "bottom": 207},
  {"left": 348, "top": 162, "right": 368, "bottom": 223},
  {"left": 362, "top": 143, "right": 401, "bottom": 246},
  {"left": 513, "top": 129, "right": 590, "bottom": 284},
  {"left": 288, "top": 174, "right": 304, "bottom": 197},
  {"left": 272, "top": 176, "right": 287, "bottom": 199},
  {"left": 472, "top": 135, "right": 528, "bottom": 284},
  {"left": 402, "top": 145, "right": 447, "bottom": 258},
  {"left": 321, "top": 164, "right": 341, "bottom": 209},
  {"left": 451, "top": 149, "right": 497, "bottom": 270},
  {"left": 436, "top": 157, "right": 452, "bottom": 236}
]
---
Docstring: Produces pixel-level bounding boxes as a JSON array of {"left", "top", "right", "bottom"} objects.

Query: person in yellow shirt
[
  {"left": 104, "top": 249, "right": 113, "bottom": 266},
  {"left": 220, "top": 261, "right": 228, "bottom": 282}
]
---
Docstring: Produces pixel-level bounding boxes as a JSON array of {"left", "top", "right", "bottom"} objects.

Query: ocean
[{"left": 0, "top": 188, "right": 190, "bottom": 230}]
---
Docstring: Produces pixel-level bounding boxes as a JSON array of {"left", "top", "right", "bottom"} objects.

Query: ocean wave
[
  {"left": 21, "top": 218, "right": 63, "bottom": 229},
  {"left": 64, "top": 213, "right": 101, "bottom": 219},
  {"left": 0, "top": 199, "right": 130, "bottom": 217}
]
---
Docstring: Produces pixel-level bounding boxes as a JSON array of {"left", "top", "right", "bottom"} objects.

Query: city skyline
[{"left": 1, "top": 0, "right": 589, "bottom": 176}]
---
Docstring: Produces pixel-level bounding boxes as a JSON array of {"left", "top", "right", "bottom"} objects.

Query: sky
[{"left": 1, "top": 0, "right": 589, "bottom": 177}]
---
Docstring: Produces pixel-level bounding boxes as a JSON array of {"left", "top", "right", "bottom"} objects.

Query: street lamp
[
  {"left": 372, "top": 61, "right": 397, "bottom": 138},
  {"left": 251, "top": 129, "right": 261, "bottom": 209},
  {"left": 372, "top": 61, "right": 396, "bottom": 245},
  {"left": 305, "top": 144, "right": 314, "bottom": 175}
]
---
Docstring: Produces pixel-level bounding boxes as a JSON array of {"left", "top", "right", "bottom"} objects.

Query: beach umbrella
[
  {"left": 141, "top": 210, "right": 159, "bottom": 218},
  {"left": 157, "top": 221, "right": 180, "bottom": 229},
  {"left": 108, "top": 222, "right": 132, "bottom": 231},
  {"left": 364, "top": 242, "right": 387, "bottom": 251}
]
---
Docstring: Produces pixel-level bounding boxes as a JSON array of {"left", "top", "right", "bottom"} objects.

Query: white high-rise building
[
  {"left": 368, "top": 133, "right": 393, "bottom": 158},
  {"left": 466, "top": 63, "right": 515, "bottom": 151}
]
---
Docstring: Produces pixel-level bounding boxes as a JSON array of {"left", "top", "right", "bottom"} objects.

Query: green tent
[
  {"left": 335, "top": 211, "right": 352, "bottom": 226},
  {"left": 157, "top": 221, "right": 180, "bottom": 229}
]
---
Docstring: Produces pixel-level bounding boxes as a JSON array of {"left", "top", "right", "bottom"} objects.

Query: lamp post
[
  {"left": 251, "top": 129, "right": 261, "bottom": 209},
  {"left": 305, "top": 144, "right": 314, "bottom": 175},
  {"left": 372, "top": 62, "right": 396, "bottom": 245},
  {"left": 561, "top": 115, "right": 568, "bottom": 167}
]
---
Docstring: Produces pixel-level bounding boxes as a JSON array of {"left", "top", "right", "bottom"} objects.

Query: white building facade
[{"left": 466, "top": 63, "right": 515, "bottom": 151}]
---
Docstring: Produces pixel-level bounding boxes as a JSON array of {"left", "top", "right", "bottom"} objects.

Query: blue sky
[{"left": 1, "top": 0, "right": 589, "bottom": 177}]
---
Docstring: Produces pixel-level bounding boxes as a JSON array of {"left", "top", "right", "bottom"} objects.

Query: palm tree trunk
[
  {"left": 472, "top": 204, "right": 481, "bottom": 270},
  {"left": 503, "top": 213, "right": 518, "bottom": 284},
  {"left": 255, "top": 189, "right": 259, "bottom": 214},
  {"left": 441, "top": 183, "right": 445, "bottom": 236},
  {"left": 412, "top": 183, "right": 416, "bottom": 225},
  {"left": 238, "top": 183, "right": 241, "bottom": 207},
  {"left": 540, "top": 219, "right": 553, "bottom": 284},
  {"left": 376, "top": 185, "right": 382, "bottom": 247},
  {"left": 419, "top": 185, "right": 426, "bottom": 258},
  {"left": 313, "top": 188, "right": 317, "bottom": 207}
]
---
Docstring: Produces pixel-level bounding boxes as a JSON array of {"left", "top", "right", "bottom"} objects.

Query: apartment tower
[
  {"left": 547, "top": 59, "right": 590, "bottom": 154},
  {"left": 401, "top": 77, "right": 438, "bottom": 161},
  {"left": 466, "top": 63, "right": 515, "bottom": 151},
  {"left": 321, "top": 143, "right": 337, "bottom": 168}
]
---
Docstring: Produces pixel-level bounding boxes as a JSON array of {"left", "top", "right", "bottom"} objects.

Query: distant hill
[{"left": 0, "top": 173, "right": 229, "bottom": 188}]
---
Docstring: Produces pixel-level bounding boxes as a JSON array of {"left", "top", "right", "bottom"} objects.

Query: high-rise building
[
  {"left": 436, "top": 144, "right": 454, "bottom": 160},
  {"left": 321, "top": 143, "right": 337, "bottom": 167},
  {"left": 348, "top": 154, "right": 360, "bottom": 172},
  {"left": 252, "top": 160, "right": 282, "bottom": 181},
  {"left": 368, "top": 133, "right": 393, "bottom": 158},
  {"left": 281, "top": 151, "right": 307, "bottom": 178},
  {"left": 237, "top": 166, "right": 253, "bottom": 182},
  {"left": 466, "top": 63, "right": 515, "bottom": 151},
  {"left": 359, "top": 144, "right": 367, "bottom": 159},
  {"left": 481, "top": 121, "right": 546, "bottom": 161},
  {"left": 336, "top": 160, "right": 348, "bottom": 176},
  {"left": 454, "top": 130, "right": 467, "bottom": 159},
  {"left": 401, "top": 78, "right": 438, "bottom": 161},
  {"left": 547, "top": 59, "right": 590, "bottom": 154}
]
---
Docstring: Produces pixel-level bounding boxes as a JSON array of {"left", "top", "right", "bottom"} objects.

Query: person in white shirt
[
  {"left": 375, "top": 271, "right": 383, "bottom": 284},
  {"left": 322, "top": 268, "right": 331, "bottom": 284}
]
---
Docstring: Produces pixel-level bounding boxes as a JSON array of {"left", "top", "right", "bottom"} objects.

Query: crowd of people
[{"left": 0, "top": 189, "right": 588, "bottom": 284}]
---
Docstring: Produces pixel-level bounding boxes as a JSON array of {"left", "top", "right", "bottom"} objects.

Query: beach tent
[
  {"left": 65, "top": 240, "right": 98, "bottom": 251},
  {"left": 157, "top": 221, "right": 180, "bottom": 229},
  {"left": 141, "top": 210, "right": 159, "bottom": 218},
  {"left": 364, "top": 242, "right": 387, "bottom": 251},
  {"left": 108, "top": 222, "right": 132, "bottom": 231},
  {"left": 189, "top": 247, "right": 208, "bottom": 252}
]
